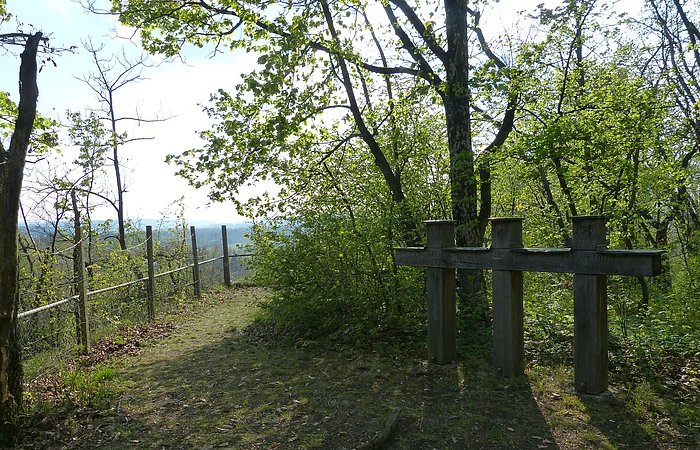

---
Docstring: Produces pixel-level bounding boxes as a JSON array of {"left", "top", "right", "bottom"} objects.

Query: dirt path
[{"left": 16, "top": 287, "right": 694, "bottom": 449}]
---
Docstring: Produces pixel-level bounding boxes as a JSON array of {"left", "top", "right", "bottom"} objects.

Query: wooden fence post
[
  {"left": 572, "top": 216, "right": 608, "bottom": 394},
  {"left": 190, "top": 225, "right": 201, "bottom": 300},
  {"left": 222, "top": 225, "right": 231, "bottom": 288},
  {"left": 425, "top": 220, "right": 456, "bottom": 364},
  {"left": 146, "top": 226, "right": 155, "bottom": 322},
  {"left": 71, "top": 190, "right": 89, "bottom": 354},
  {"left": 491, "top": 218, "right": 524, "bottom": 377}
]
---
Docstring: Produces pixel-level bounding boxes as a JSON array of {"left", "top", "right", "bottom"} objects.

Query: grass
[{"left": 10, "top": 286, "right": 700, "bottom": 449}]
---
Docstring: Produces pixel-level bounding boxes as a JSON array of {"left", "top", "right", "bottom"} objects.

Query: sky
[
  {"left": 2, "top": 0, "right": 257, "bottom": 224},
  {"left": 1, "top": 0, "right": 642, "bottom": 225}
]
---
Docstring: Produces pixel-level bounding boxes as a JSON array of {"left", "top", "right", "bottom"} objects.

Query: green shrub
[{"left": 249, "top": 212, "right": 425, "bottom": 346}]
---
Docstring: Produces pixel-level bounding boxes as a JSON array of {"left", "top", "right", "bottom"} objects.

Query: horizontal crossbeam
[{"left": 395, "top": 247, "right": 663, "bottom": 277}]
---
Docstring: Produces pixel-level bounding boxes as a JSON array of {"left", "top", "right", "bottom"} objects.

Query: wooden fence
[
  {"left": 17, "top": 221, "right": 251, "bottom": 379},
  {"left": 396, "top": 217, "right": 663, "bottom": 395}
]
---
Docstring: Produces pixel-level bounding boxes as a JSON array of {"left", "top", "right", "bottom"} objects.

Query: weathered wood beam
[
  {"left": 425, "top": 221, "right": 456, "bottom": 365},
  {"left": 491, "top": 218, "right": 524, "bottom": 377},
  {"left": 572, "top": 216, "right": 608, "bottom": 394},
  {"left": 395, "top": 247, "right": 663, "bottom": 277}
]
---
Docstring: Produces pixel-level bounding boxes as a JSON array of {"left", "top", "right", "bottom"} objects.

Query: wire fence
[{"left": 16, "top": 224, "right": 252, "bottom": 382}]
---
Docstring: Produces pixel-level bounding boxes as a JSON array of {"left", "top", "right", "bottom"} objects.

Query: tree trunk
[
  {"left": 443, "top": 0, "right": 487, "bottom": 319},
  {"left": 655, "top": 221, "right": 672, "bottom": 290},
  {"left": 0, "top": 32, "right": 42, "bottom": 442},
  {"left": 110, "top": 104, "right": 128, "bottom": 251},
  {"left": 444, "top": 0, "right": 478, "bottom": 247},
  {"left": 8, "top": 315, "right": 22, "bottom": 425}
]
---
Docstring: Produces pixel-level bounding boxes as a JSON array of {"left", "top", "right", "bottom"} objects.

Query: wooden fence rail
[{"left": 17, "top": 218, "right": 251, "bottom": 359}]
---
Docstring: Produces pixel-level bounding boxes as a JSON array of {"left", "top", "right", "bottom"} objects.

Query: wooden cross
[{"left": 396, "top": 217, "right": 663, "bottom": 394}]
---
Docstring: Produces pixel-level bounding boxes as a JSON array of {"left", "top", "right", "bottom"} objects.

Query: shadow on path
[{"left": 18, "top": 288, "right": 687, "bottom": 449}]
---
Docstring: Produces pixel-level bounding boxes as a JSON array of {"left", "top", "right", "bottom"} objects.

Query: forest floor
[{"left": 9, "top": 286, "right": 700, "bottom": 449}]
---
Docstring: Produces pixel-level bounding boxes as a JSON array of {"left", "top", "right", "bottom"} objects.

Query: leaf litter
[{"left": 10, "top": 287, "right": 699, "bottom": 449}]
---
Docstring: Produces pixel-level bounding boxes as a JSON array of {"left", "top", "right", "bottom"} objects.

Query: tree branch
[
  {"left": 466, "top": 7, "right": 507, "bottom": 70},
  {"left": 383, "top": 3, "right": 444, "bottom": 93},
  {"left": 320, "top": 0, "right": 405, "bottom": 202},
  {"left": 388, "top": 0, "right": 447, "bottom": 61}
]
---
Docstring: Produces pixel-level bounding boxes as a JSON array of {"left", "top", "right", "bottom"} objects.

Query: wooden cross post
[
  {"left": 572, "top": 216, "right": 608, "bottom": 394},
  {"left": 491, "top": 218, "right": 524, "bottom": 377},
  {"left": 425, "top": 221, "right": 457, "bottom": 364},
  {"left": 396, "top": 217, "right": 663, "bottom": 395}
]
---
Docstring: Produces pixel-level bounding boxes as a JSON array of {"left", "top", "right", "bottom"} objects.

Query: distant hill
[
  {"left": 19, "top": 218, "right": 252, "bottom": 247},
  {"left": 19, "top": 218, "right": 249, "bottom": 231},
  {"left": 130, "top": 218, "right": 249, "bottom": 230}
]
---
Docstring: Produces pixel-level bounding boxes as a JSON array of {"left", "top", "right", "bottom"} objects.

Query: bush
[{"left": 249, "top": 212, "right": 425, "bottom": 346}]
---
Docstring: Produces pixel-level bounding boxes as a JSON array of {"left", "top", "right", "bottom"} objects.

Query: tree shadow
[
  {"left": 579, "top": 391, "right": 661, "bottom": 450},
  {"left": 579, "top": 380, "right": 700, "bottom": 450},
  {"left": 18, "top": 285, "right": 690, "bottom": 449},
  {"left": 93, "top": 318, "right": 560, "bottom": 449}
]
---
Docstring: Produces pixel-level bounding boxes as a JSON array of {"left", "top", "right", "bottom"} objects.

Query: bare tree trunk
[
  {"left": 110, "top": 97, "right": 128, "bottom": 250},
  {"left": 78, "top": 39, "right": 172, "bottom": 251},
  {"left": 0, "top": 32, "right": 42, "bottom": 442}
]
